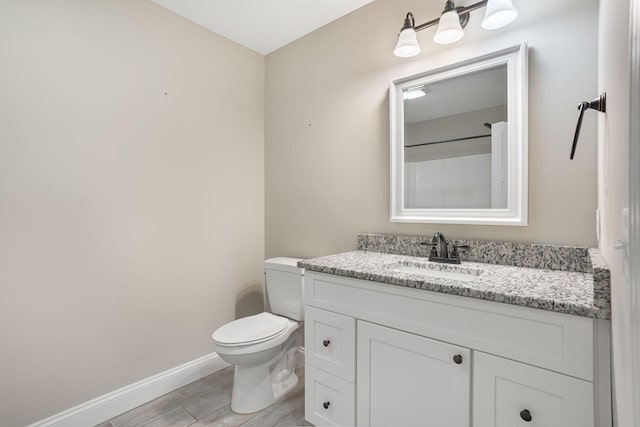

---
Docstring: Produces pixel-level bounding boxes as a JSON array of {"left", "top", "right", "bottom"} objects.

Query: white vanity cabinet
[{"left": 303, "top": 271, "right": 611, "bottom": 427}]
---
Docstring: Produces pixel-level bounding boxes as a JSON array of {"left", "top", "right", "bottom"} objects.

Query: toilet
[{"left": 211, "top": 257, "right": 304, "bottom": 414}]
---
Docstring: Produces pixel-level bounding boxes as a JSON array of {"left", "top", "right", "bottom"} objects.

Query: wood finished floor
[{"left": 95, "top": 361, "right": 311, "bottom": 427}]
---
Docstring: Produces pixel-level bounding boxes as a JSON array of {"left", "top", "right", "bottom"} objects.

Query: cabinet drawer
[
  {"left": 305, "top": 365, "right": 355, "bottom": 427},
  {"left": 305, "top": 271, "right": 594, "bottom": 381},
  {"left": 305, "top": 306, "right": 356, "bottom": 381},
  {"left": 473, "top": 352, "right": 594, "bottom": 427}
]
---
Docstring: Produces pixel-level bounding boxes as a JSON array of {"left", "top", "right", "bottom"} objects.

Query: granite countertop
[{"left": 298, "top": 245, "right": 611, "bottom": 320}]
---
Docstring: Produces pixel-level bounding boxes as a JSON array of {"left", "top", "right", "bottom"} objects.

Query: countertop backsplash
[{"left": 357, "top": 233, "right": 594, "bottom": 273}]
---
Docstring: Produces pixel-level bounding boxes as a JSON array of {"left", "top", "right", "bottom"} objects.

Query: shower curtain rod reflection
[{"left": 405, "top": 133, "right": 491, "bottom": 148}]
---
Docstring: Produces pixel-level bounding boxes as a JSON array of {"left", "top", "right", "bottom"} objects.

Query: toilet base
[
  {"left": 229, "top": 335, "right": 300, "bottom": 414},
  {"left": 230, "top": 365, "right": 298, "bottom": 414},
  {"left": 272, "top": 372, "right": 298, "bottom": 401}
]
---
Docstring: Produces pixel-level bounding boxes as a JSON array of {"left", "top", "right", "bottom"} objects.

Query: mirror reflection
[{"left": 403, "top": 65, "right": 508, "bottom": 209}]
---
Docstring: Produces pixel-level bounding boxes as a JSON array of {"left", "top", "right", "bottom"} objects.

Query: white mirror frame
[{"left": 390, "top": 42, "right": 528, "bottom": 225}]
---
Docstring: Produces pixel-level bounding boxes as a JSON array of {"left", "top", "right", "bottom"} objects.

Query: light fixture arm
[
  {"left": 400, "top": 12, "right": 416, "bottom": 32},
  {"left": 413, "top": 0, "right": 488, "bottom": 32}
]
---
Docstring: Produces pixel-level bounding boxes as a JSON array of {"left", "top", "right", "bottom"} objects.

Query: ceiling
[
  {"left": 404, "top": 65, "right": 508, "bottom": 124},
  {"left": 150, "top": 0, "right": 375, "bottom": 55}
]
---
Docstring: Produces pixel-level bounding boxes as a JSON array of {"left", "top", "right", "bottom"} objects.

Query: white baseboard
[{"left": 27, "top": 353, "right": 229, "bottom": 427}]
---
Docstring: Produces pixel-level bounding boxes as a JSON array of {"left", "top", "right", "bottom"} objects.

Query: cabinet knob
[
  {"left": 453, "top": 354, "right": 463, "bottom": 364},
  {"left": 520, "top": 409, "right": 532, "bottom": 422},
  {"left": 323, "top": 339, "right": 331, "bottom": 347},
  {"left": 323, "top": 401, "right": 331, "bottom": 410}
]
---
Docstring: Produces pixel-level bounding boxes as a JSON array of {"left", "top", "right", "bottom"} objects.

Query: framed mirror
[{"left": 390, "top": 42, "right": 528, "bottom": 225}]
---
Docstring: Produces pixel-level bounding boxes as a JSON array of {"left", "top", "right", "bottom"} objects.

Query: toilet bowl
[{"left": 211, "top": 258, "right": 304, "bottom": 414}]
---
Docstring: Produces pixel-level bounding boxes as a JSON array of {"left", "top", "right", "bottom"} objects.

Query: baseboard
[{"left": 27, "top": 353, "right": 229, "bottom": 427}]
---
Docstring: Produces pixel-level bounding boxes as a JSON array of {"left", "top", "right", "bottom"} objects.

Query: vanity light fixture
[{"left": 393, "top": 0, "right": 518, "bottom": 58}]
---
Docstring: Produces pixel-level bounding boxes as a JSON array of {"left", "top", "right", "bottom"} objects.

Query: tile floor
[{"left": 95, "top": 361, "right": 311, "bottom": 427}]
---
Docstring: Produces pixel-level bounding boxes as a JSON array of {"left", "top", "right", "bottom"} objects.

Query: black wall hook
[{"left": 570, "top": 93, "right": 606, "bottom": 159}]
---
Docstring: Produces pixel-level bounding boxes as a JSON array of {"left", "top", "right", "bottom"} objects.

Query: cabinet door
[
  {"left": 357, "top": 321, "right": 471, "bottom": 427},
  {"left": 473, "top": 352, "right": 594, "bottom": 427}
]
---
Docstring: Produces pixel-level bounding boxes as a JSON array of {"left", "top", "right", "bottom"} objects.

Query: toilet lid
[{"left": 212, "top": 312, "right": 289, "bottom": 345}]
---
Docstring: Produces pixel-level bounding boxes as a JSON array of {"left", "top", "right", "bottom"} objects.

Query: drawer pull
[
  {"left": 520, "top": 409, "right": 532, "bottom": 422},
  {"left": 453, "top": 354, "right": 463, "bottom": 364},
  {"left": 323, "top": 339, "right": 331, "bottom": 347},
  {"left": 323, "top": 401, "right": 331, "bottom": 410}
]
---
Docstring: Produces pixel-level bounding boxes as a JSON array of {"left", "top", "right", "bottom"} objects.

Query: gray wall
[
  {"left": 0, "top": 1, "right": 265, "bottom": 425},
  {"left": 404, "top": 106, "right": 505, "bottom": 162},
  {"left": 265, "top": 0, "right": 599, "bottom": 259}
]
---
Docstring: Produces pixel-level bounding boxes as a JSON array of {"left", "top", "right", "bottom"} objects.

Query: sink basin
[{"left": 385, "top": 261, "right": 481, "bottom": 282}]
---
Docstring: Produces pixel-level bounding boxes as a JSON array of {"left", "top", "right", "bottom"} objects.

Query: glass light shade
[
  {"left": 433, "top": 10, "right": 464, "bottom": 44},
  {"left": 481, "top": 0, "right": 518, "bottom": 30},
  {"left": 394, "top": 28, "right": 421, "bottom": 58}
]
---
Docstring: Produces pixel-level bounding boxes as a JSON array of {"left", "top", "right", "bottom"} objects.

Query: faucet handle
[{"left": 451, "top": 244, "right": 470, "bottom": 259}]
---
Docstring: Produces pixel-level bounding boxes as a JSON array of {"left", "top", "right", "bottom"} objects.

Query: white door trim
[{"left": 628, "top": 0, "right": 640, "bottom": 423}]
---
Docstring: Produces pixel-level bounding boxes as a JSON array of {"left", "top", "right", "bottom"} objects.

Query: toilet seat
[{"left": 212, "top": 312, "right": 289, "bottom": 347}]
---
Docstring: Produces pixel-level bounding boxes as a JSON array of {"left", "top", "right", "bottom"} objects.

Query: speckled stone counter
[
  {"left": 357, "top": 233, "right": 593, "bottom": 272},
  {"left": 298, "top": 236, "right": 611, "bottom": 319}
]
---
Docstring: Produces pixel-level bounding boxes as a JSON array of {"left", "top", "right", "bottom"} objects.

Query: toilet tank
[{"left": 264, "top": 257, "right": 304, "bottom": 321}]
